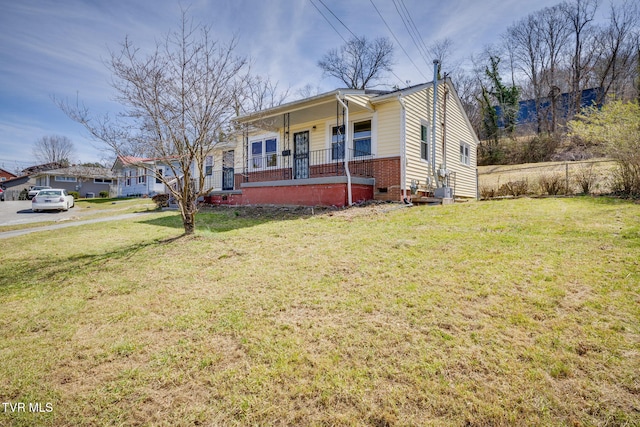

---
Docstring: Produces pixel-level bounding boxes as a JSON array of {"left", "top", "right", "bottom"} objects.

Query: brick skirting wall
[
  {"left": 370, "top": 157, "right": 401, "bottom": 202},
  {"left": 213, "top": 156, "right": 402, "bottom": 206}
]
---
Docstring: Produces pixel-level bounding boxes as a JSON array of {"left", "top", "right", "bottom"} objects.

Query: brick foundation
[
  {"left": 214, "top": 156, "right": 402, "bottom": 206},
  {"left": 371, "top": 157, "right": 402, "bottom": 202}
]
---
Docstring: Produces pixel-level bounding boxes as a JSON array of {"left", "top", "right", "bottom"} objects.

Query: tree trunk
[{"left": 182, "top": 211, "right": 196, "bottom": 235}]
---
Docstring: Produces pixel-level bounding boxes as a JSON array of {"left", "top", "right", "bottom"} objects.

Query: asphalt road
[
  {"left": 0, "top": 200, "right": 82, "bottom": 227},
  {"left": 0, "top": 200, "right": 154, "bottom": 239}
]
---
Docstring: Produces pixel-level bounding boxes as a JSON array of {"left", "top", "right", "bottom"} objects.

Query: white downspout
[
  {"left": 398, "top": 95, "right": 407, "bottom": 201},
  {"left": 432, "top": 60, "right": 439, "bottom": 188},
  {"left": 336, "top": 93, "right": 352, "bottom": 206}
]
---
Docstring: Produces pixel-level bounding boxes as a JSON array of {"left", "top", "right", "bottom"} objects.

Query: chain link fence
[{"left": 477, "top": 159, "right": 617, "bottom": 199}]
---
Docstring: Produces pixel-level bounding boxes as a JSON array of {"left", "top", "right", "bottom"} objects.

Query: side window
[
  {"left": 420, "top": 123, "right": 429, "bottom": 161},
  {"left": 460, "top": 142, "right": 470, "bottom": 166}
]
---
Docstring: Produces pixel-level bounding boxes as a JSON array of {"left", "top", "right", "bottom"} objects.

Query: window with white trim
[
  {"left": 205, "top": 156, "right": 213, "bottom": 176},
  {"left": 331, "top": 125, "right": 345, "bottom": 160},
  {"left": 155, "top": 168, "right": 163, "bottom": 184},
  {"left": 251, "top": 137, "right": 277, "bottom": 169},
  {"left": 353, "top": 120, "right": 371, "bottom": 157},
  {"left": 55, "top": 176, "right": 77, "bottom": 182},
  {"left": 94, "top": 178, "right": 113, "bottom": 184},
  {"left": 420, "top": 122, "right": 429, "bottom": 162},
  {"left": 137, "top": 168, "right": 145, "bottom": 184},
  {"left": 460, "top": 142, "right": 470, "bottom": 166}
]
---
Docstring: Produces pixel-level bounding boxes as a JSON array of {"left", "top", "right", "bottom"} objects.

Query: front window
[
  {"left": 353, "top": 120, "right": 371, "bottom": 157},
  {"left": 54, "top": 176, "right": 77, "bottom": 182},
  {"left": 460, "top": 142, "right": 470, "bottom": 166},
  {"left": 205, "top": 156, "right": 213, "bottom": 176},
  {"left": 251, "top": 137, "right": 278, "bottom": 169},
  {"left": 94, "top": 178, "right": 113, "bottom": 184},
  {"left": 332, "top": 125, "right": 345, "bottom": 160},
  {"left": 156, "top": 168, "right": 163, "bottom": 184},
  {"left": 137, "top": 168, "right": 145, "bottom": 184}
]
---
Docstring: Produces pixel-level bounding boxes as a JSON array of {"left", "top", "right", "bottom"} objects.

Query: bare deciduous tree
[
  {"left": 32, "top": 135, "right": 75, "bottom": 166},
  {"left": 592, "top": 0, "right": 640, "bottom": 102},
  {"left": 562, "top": 0, "right": 599, "bottom": 113},
  {"left": 318, "top": 36, "right": 394, "bottom": 89},
  {"left": 504, "top": 13, "right": 547, "bottom": 134},
  {"left": 235, "top": 75, "right": 290, "bottom": 115},
  {"left": 60, "top": 12, "right": 248, "bottom": 235},
  {"left": 538, "top": 5, "right": 572, "bottom": 133}
]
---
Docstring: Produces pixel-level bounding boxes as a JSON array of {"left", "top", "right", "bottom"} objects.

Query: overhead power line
[
  {"left": 308, "top": 0, "right": 348, "bottom": 43},
  {"left": 393, "top": 0, "right": 432, "bottom": 68},
  {"left": 368, "top": 0, "right": 428, "bottom": 81},
  {"left": 315, "top": 0, "right": 358, "bottom": 40},
  {"left": 308, "top": 0, "right": 405, "bottom": 88}
]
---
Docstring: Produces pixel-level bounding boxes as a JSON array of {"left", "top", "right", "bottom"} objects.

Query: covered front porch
[{"left": 237, "top": 89, "right": 380, "bottom": 206}]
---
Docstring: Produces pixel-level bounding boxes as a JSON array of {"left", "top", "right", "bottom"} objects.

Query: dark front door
[
  {"left": 222, "top": 150, "right": 234, "bottom": 190},
  {"left": 294, "top": 131, "right": 309, "bottom": 179}
]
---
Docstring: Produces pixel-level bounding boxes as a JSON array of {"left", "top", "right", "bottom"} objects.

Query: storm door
[
  {"left": 222, "top": 150, "right": 234, "bottom": 190},
  {"left": 294, "top": 131, "right": 309, "bottom": 179}
]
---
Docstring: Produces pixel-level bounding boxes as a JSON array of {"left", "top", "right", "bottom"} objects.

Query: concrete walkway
[{"left": 0, "top": 212, "right": 154, "bottom": 239}]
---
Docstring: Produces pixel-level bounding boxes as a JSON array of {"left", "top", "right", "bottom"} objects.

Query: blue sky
[{"left": 0, "top": 0, "right": 616, "bottom": 170}]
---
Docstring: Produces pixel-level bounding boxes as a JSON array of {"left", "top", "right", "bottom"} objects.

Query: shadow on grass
[
  {"left": 139, "top": 205, "right": 322, "bottom": 233},
  {"left": 78, "top": 197, "right": 137, "bottom": 205},
  {"left": 0, "top": 235, "right": 189, "bottom": 292}
]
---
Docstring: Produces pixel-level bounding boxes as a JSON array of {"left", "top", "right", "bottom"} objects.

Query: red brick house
[{"left": 0, "top": 168, "right": 17, "bottom": 183}]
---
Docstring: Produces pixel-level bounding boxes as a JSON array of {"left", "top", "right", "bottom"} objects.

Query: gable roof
[
  {"left": 21, "top": 162, "right": 65, "bottom": 175},
  {"left": 0, "top": 168, "right": 17, "bottom": 178},
  {"left": 33, "top": 165, "right": 116, "bottom": 179},
  {"left": 111, "top": 155, "right": 178, "bottom": 171}
]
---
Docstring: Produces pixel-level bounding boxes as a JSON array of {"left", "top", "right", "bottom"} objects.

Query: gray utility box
[{"left": 434, "top": 187, "right": 453, "bottom": 199}]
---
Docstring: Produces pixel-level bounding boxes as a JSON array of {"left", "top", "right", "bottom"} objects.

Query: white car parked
[{"left": 32, "top": 189, "right": 75, "bottom": 212}]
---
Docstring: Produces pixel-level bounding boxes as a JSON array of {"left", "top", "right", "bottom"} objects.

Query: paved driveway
[{"left": 0, "top": 200, "right": 82, "bottom": 227}]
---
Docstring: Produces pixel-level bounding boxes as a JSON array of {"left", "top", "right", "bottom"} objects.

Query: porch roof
[{"left": 235, "top": 89, "right": 383, "bottom": 131}]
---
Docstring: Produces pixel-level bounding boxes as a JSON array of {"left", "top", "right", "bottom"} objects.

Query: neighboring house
[
  {"left": 0, "top": 175, "right": 33, "bottom": 200},
  {"left": 0, "top": 168, "right": 17, "bottom": 182},
  {"left": 21, "top": 162, "right": 66, "bottom": 176},
  {"left": 203, "top": 77, "right": 478, "bottom": 207},
  {"left": 32, "top": 166, "right": 118, "bottom": 198},
  {"left": 112, "top": 156, "right": 181, "bottom": 197}
]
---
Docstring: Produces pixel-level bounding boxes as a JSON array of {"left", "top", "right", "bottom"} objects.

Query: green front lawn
[{"left": 0, "top": 197, "right": 638, "bottom": 426}]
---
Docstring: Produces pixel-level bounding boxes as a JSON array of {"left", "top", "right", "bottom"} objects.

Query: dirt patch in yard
[{"left": 199, "top": 200, "right": 411, "bottom": 221}]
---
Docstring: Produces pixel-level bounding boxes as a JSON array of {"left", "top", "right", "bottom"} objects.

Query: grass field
[
  {"left": 0, "top": 197, "right": 638, "bottom": 426},
  {"left": 478, "top": 159, "right": 617, "bottom": 197}
]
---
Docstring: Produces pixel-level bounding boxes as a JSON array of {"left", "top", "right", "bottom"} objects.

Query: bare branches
[
  {"left": 318, "top": 36, "right": 394, "bottom": 89},
  {"left": 58, "top": 10, "right": 248, "bottom": 234},
  {"left": 32, "top": 135, "right": 75, "bottom": 166}
]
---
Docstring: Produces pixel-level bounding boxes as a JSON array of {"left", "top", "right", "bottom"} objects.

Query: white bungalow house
[
  {"left": 203, "top": 73, "right": 479, "bottom": 206},
  {"left": 111, "top": 156, "right": 181, "bottom": 197}
]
